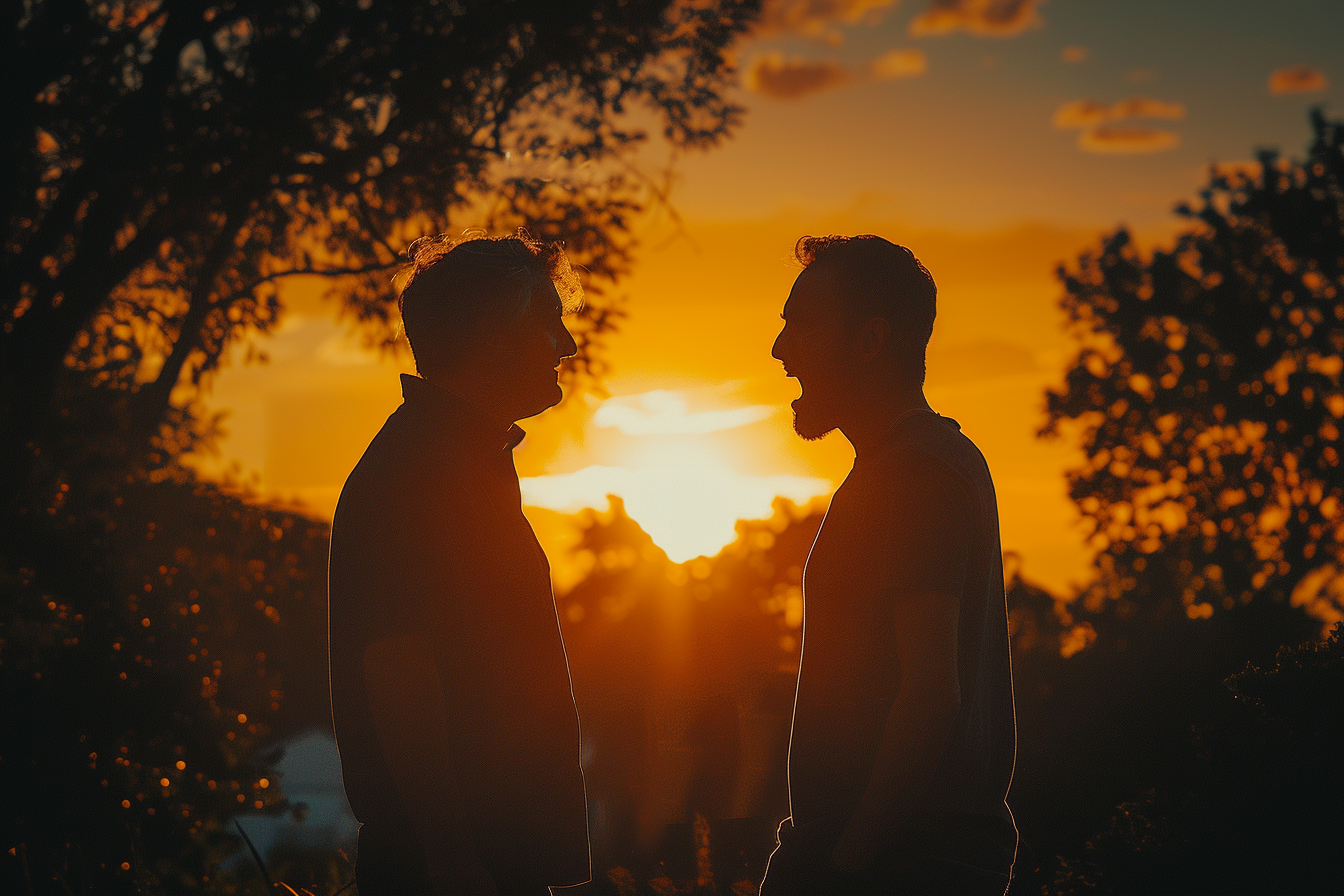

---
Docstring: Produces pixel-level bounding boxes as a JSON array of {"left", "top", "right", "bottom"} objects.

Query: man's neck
[
  {"left": 420, "top": 371, "right": 518, "bottom": 433},
  {"left": 839, "top": 385, "right": 932, "bottom": 457}
]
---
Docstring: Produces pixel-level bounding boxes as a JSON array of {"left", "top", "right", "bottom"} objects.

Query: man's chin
[{"left": 791, "top": 400, "right": 835, "bottom": 442}]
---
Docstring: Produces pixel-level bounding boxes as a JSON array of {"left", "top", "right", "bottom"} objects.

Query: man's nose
[
  {"left": 557, "top": 321, "right": 579, "bottom": 359},
  {"left": 771, "top": 327, "right": 786, "bottom": 363}
]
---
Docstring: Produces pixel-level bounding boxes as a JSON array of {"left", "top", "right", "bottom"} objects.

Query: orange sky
[
  {"left": 194, "top": 0, "right": 1342, "bottom": 596},
  {"left": 199, "top": 212, "right": 1101, "bottom": 593}
]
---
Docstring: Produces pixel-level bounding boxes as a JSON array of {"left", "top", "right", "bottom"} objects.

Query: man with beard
[
  {"left": 328, "top": 232, "right": 589, "bottom": 894},
  {"left": 761, "top": 235, "right": 1017, "bottom": 895}
]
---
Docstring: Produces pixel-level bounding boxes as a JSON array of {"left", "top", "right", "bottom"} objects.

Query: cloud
[
  {"left": 909, "top": 0, "right": 1045, "bottom": 37},
  {"left": 592, "top": 390, "right": 775, "bottom": 436},
  {"left": 1269, "top": 64, "right": 1328, "bottom": 95},
  {"left": 1078, "top": 125, "right": 1180, "bottom": 155},
  {"left": 744, "top": 52, "right": 852, "bottom": 99},
  {"left": 1060, "top": 45, "right": 1086, "bottom": 63},
  {"left": 745, "top": 47, "right": 927, "bottom": 99},
  {"left": 1052, "top": 96, "right": 1185, "bottom": 129},
  {"left": 757, "top": 0, "right": 898, "bottom": 42},
  {"left": 1053, "top": 96, "right": 1185, "bottom": 154},
  {"left": 870, "top": 48, "right": 927, "bottom": 80}
]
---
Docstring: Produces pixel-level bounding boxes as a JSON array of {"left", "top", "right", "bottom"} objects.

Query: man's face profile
[
  {"left": 772, "top": 266, "right": 853, "bottom": 441},
  {"left": 472, "top": 278, "right": 578, "bottom": 422}
]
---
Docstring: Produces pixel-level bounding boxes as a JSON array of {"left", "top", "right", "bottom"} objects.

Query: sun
[{"left": 521, "top": 442, "right": 831, "bottom": 562}]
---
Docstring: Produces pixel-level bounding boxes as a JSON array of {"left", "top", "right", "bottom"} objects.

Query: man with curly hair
[
  {"left": 328, "top": 231, "right": 589, "bottom": 894},
  {"left": 762, "top": 235, "right": 1018, "bottom": 895}
]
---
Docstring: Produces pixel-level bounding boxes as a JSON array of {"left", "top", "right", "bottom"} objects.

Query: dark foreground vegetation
[{"left": 5, "top": 0, "right": 1344, "bottom": 892}]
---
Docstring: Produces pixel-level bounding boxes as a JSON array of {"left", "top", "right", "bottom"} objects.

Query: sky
[{"left": 196, "top": 0, "right": 1342, "bottom": 594}]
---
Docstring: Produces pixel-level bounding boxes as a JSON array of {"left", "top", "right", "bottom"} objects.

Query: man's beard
[{"left": 791, "top": 395, "right": 836, "bottom": 441}]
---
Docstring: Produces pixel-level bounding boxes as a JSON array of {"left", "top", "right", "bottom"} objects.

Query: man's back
[
  {"left": 328, "top": 375, "right": 588, "bottom": 890},
  {"left": 789, "top": 411, "right": 1016, "bottom": 868}
]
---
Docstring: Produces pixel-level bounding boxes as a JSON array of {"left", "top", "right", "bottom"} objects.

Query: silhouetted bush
[{"left": 1046, "top": 624, "right": 1344, "bottom": 895}]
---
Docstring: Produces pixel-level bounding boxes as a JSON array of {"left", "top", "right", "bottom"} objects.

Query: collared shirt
[
  {"left": 328, "top": 374, "right": 589, "bottom": 887},
  {"left": 787, "top": 411, "right": 1016, "bottom": 866}
]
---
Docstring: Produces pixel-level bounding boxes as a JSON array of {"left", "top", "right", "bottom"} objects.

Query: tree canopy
[
  {"left": 1, "top": 2, "right": 761, "bottom": 891},
  {"left": 3, "top": 0, "right": 759, "bottom": 505},
  {"left": 1044, "top": 111, "right": 1344, "bottom": 630}
]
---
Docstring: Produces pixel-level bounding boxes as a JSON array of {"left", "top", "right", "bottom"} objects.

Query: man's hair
[
  {"left": 397, "top": 228, "right": 583, "bottom": 375},
  {"left": 795, "top": 234, "right": 936, "bottom": 384}
]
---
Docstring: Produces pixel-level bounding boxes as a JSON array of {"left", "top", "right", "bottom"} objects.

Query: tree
[
  {"left": 2, "top": 0, "right": 759, "bottom": 509},
  {"left": 1, "top": 2, "right": 761, "bottom": 891},
  {"left": 1043, "top": 111, "right": 1344, "bottom": 630}
]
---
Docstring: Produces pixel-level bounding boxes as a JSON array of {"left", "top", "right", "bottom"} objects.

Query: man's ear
[{"left": 860, "top": 316, "right": 890, "bottom": 362}]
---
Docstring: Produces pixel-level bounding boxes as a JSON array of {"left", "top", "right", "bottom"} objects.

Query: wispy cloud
[
  {"left": 1269, "top": 64, "right": 1328, "bottom": 95},
  {"left": 1052, "top": 97, "right": 1185, "bottom": 129},
  {"left": 870, "top": 48, "right": 928, "bottom": 80},
  {"left": 745, "top": 46, "right": 927, "bottom": 100},
  {"left": 1054, "top": 96, "right": 1185, "bottom": 155},
  {"left": 909, "top": 0, "right": 1045, "bottom": 37},
  {"left": 744, "top": 52, "right": 852, "bottom": 99},
  {"left": 1078, "top": 125, "right": 1181, "bottom": 155},
  {"left": 592, "top": 390, "right": 774, "bottom": 436},
  {"left": 757, "top": 0, "right": 898, "bottom": 43},
  {"left": 1060, "top": 45, "right": 1087, "bottom": 64}
]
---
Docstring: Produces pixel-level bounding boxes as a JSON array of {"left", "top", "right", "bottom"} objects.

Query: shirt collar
[{"left": 399, "top": 374, "right": 526, "bottom": 452}]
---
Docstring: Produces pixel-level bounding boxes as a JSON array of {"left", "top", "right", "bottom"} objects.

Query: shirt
[
  {"left": 328, "top": 374, "right": 589, "bottom": 887},
  {"left": 787, "top": 410, "right": 1016, "bottom": 858}
]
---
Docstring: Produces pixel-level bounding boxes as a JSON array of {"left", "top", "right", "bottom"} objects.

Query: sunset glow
[
  {"left": 192, "top": 0, "right": 1344, "bottom": 598},
  {"left": 523, "top": 445, "right": 830, "bottom": 562}
]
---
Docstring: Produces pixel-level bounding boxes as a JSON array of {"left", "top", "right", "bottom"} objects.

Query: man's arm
[
  {"left": 362, "top": 634, "right": 497, "bottom": 895},
  {"left": 830, "top": 584, "right": 962, "bottom": 873}
]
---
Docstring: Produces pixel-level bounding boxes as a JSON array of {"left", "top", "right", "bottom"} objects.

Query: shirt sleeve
[{"left": 873, "top": 448, "right": 975, "bottom": 599}]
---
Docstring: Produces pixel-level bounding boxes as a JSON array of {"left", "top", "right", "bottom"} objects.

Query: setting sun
[{"left": 522, "top": 438, "right": 830, "bottom": 562}]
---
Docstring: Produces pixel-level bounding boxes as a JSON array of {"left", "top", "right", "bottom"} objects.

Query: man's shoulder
[
  {"left": 332, "top": 409, "right": 475, "bottom": 532},
  {"left": 869, "top": 415, "right": 993, "bottom": 509}
]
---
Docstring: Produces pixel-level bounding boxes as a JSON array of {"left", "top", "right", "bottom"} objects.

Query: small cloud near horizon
[
  {"left": 1054, "top": 96, "right": 1185, "bottom": 155},
  {"left": 1060, "top": 45, "right": 1087, "bottom": 63},
  {"left": 1269, "top": 64, "right": 1328, "bottom": 95},
  {"left": 909, "top": 0, "right": 1045, "bottom": 37},
  {"left": 756, "top": 0, "right": 897, "bottom": 43}
]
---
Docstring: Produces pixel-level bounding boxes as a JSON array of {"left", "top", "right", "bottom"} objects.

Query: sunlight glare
[
  {"left": 592, "top": 390, "right": 774, "bottom": 435},
  {"left": 522, "top": 456, "right": 831, "bottom": 562}
]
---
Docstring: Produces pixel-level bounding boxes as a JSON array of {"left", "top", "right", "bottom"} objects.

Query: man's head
[
  {"left": 771, "top": 234, "right": 936, "bottom": 440},
  {"left": 398, "top": 229, "right": 581, "bottom": 423}
]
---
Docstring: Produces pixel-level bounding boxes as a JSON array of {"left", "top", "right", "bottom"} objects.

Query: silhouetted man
[
  {"left": 761, "top": 235, "right": 1017, "bottom": 895},
  {"left": 328, "top": 232, "right": 589, "bottom": 895}
]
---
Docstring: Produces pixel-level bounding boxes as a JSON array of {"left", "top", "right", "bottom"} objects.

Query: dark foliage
[
  {"left": 1, "top": 466, "right": 331, "bottom": 894},
  {"left": 1043, "top": 111, "right": 1344, "bottom": 628},
  {"left": 1045, "top": 625, "right": 1344, "bottom": 895},
  {"left": 1012, "top": 111, "right": 1344, "bottom": 895},
  {"left": 2, "top": 1, "right": 760, "bottom": 891},
  {"left": 1005, "top": 574, "right": 1318, "bottom": 895},
  {"left": 4, "top": 0, "right": 759, "bottom": 501}
]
